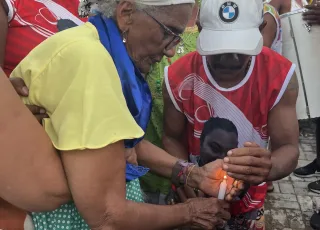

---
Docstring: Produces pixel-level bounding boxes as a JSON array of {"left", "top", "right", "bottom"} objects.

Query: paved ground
[{"left": 265, "top": 121, "right": 319, "bottom": 230}]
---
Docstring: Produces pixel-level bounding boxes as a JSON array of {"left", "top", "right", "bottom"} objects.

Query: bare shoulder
[
  {"left": 277, "top": 72, "right": 299, "bottom": 107},
  {"left": 0, "top": 0, "right": 8, "bottom": 15},
  {"left": 286, "top": 72, "right": 299, "bottom": 91}
]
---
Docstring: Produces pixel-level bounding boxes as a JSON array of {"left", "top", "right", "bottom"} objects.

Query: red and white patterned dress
[
  {"left": 165, "top": 47, "right": 295, "bottom": 229},
  {"left": 3, "top": 0, "right": 86, "bottom": 76}
]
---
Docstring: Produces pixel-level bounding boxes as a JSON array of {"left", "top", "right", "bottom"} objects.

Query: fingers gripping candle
[{"left": 218, "top": 175, "right": 227, "bottom": 200}]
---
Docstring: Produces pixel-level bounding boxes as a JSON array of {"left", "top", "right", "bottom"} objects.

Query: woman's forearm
[
  {"left": 136, "top": 139, "right": 178, "bottom": 178},
  {"left": 107, "top": 201, "right": 190, "bottom": 230},
  {"left": 135, "top": 139, "right": 203, "bottom": 190},
  {"left": 62, "top": 141, "right": 194, "bottom": 230}
]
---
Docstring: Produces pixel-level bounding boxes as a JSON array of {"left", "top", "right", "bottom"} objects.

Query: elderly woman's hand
[
  {"left": 10, "top": 77, "right": 48, "bottom": 122},
  {"left": 199, "top": 160, "right": 245, "bottom": 201},
  {"left": 188, "top": 159, "right": 245, "bottom": 201},
  {"left": 185, "top": 197, "right": 230, "bottom": 229}
]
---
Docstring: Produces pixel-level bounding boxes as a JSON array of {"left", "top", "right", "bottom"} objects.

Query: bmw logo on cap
[{"left": 219, "top": 1, "right": 239, "bottom": 23}]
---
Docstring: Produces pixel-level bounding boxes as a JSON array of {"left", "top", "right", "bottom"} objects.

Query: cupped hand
[
  {"left": 10, "top": 77, "right": 48, "bottom": 123},
  {"left": 303, "top": 3, "right": 320, "bottom": 25},
  {"left": 186, "top": 197, "right": 230, "bottom": 230},
  {"left": 196, "top": 159, "right": 245, "bottom": 201},
  {"left": 223, "top": 142, "right": 272, "bottom": 185}
]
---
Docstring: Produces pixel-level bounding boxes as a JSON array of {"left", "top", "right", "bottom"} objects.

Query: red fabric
[
  {"left": 166, "top": 47, "right": 294, "bottom": 216},
  {"left": 230, "top": 184, "right": 268, "bottom": 216},
  {"left": 0, "top": 198, "right": 26, "bottom": 229},
  {"left": 4, "top": 0, "right": 87, "bottom": 76}
]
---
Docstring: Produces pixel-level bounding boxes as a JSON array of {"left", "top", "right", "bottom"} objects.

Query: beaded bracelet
[{"left": 171, "top": 160, "right": 196, "bottom": 187}]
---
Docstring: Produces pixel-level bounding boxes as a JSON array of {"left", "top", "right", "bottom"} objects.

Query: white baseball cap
[{"left": 197, "top": 0, "right": 264, "bottom": 56}]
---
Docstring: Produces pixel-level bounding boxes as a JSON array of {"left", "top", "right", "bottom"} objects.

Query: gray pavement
[{"left": 265, "top": 124, "right": 319, "bottom": 230}]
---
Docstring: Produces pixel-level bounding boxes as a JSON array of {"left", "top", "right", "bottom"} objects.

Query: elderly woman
[{"left": 0, "top": 0, "right": 247, "bottom": 229}]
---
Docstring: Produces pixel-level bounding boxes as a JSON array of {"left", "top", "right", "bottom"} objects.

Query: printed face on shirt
[
  {"left": 199, "top": 117, "right": 238, "bottom": 167},
  {"left": 199, "top": 128, "right": 238, "bottom": 166}
]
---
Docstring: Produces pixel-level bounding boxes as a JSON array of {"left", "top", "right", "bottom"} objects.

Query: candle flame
[{"left": 224, "top": 175, "right": 227, "bottom": 180}]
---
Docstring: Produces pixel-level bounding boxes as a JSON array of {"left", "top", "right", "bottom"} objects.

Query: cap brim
[{"left": 197, "top": 28, "right": 263, "bottom": 56}]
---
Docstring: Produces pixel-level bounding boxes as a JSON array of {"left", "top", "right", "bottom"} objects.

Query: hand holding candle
[{"left": 193, "top": 159, "right": 245, "bottom": 201}]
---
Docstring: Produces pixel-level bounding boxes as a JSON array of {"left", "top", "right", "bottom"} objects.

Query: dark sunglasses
[{"left": 142, "top": 10, "right": 182, "bottom": 51}]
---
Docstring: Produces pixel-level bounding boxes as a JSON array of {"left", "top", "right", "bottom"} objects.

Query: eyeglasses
[{"left": 143, "top": 10, "right": 182, "bottom": 51}]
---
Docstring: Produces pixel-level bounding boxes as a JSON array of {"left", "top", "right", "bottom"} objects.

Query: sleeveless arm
[
  {"left": 163, "top": 67, "right": 189, "bottom": 160},
  {"left": 268, "top": 72, "right": 299, "bottom": 181},
  {"left": 262, "top": 12, "right": 277, "bottom": 48}
]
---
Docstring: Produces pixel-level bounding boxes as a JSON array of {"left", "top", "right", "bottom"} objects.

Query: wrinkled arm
[
  {"left": 162, "top": 81, "right": 189, "bottom": 160},
  {"left": 0, "top": 68, "right": 70, "bottom": 212},
  {"left": 136, "top": 139, "right": 177, "bottom": 178},
  {"left": 267, "top": 73, "right": 299, "bottom": 181},
  {"left": 62, "top": 141, "right": 190, "bottom": 230},
  {"left": 262, "top": 13, "right": 277, "bottom": 48},
  {"left": 0, "top": 0, "right": 8, "bottom": 67}
]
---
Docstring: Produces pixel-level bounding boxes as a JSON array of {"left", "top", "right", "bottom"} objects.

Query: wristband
[{"left": 171, "top": 160, "right": 195, "bottom": 187}]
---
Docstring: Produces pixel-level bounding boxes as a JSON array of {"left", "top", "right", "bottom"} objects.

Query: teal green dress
[{"left": 32, "top": 179, "right": 143, "bottom": 230}]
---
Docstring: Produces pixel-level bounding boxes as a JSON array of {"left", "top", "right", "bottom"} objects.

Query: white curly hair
[{"left": 79, "top": 0, "right": 155, "bottom": 18}]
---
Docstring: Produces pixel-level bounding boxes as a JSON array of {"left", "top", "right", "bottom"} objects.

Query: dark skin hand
[
  {"left": 0, "top": 0, "right": 8, "bottom": 67},
  {"left": 10, "top": 78, "right": 49, "bottom": 122},
  {"left": 223, "top": 74, "right": 299, "bottom": 184},
  {"left": 177, "top": 173, "right": 244, "bottom": 203},
  {"left": 223, "top": 142, "right": 272, "bottom": 185},
  {"left": 303, "top": 3, "right": 320, "bottom": 25}
]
